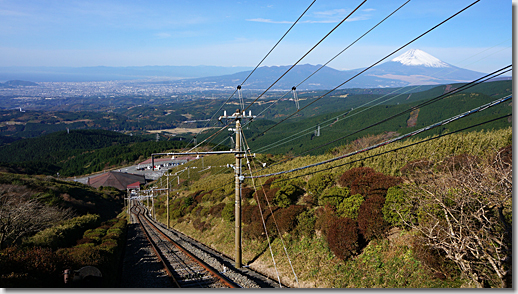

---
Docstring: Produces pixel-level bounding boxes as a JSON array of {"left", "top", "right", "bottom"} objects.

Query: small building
[{"left": 127, "top": 181, "right": 141, "bottom": 196}]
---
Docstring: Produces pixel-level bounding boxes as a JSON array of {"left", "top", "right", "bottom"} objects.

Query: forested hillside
[
  {"left": 197, "top": 80, "right": 512, "bottom": 156},
  {"left": 0, "top": 129, "right": 190, "bottom": 176}
]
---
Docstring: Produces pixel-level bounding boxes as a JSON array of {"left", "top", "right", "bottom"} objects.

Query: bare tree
[
  {"left": 0, "top": 187, "right": 74, "bottom": 249},
  {"left": 394, "top": 148, "right": 512, "bottom": 288}
]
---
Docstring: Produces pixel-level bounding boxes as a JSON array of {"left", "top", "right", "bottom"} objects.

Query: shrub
[
  {"left": 437, "top": 153, "right": 480, "bottom": 173},
  {"left": 411, "top": 236, "right": 457, "bottom": 280},
  {"left": 307, "top": 173, "right": 335, "bottom": 196},
  {"left": 241, "top": 186, "right": 255, "bottom": 199},
  {"left": 326, "top": 216, "right": 360, "bottom": 260},
  {"left": 273, "top": 205, "right": 305, "bottom": 234},
  {"left": 222, "top": 202, "right": 235, "bottom": 222},
  {"left": 193, "top": 218, "right": 209, "bottom": 232},
  {"left": 255, "top": 187, "right": 278, "bottom": 208},
  {"left": 189, "top": 190, "right": 205, "bottom": 203},
  {"left": 340, "top": 167, "right": 402, "bottom": 199},
  {"left": 203, "top": 188, "right": 225, "bottom": 202},
  {"left": 243, "top": 222, "right": 265, "bottom": 240},
  {"left": 314, "top": 205, "right": 336, "bottom": 237},
  {"left": 365, "top": 173, "right": 402, "bottom": 199},
  {"left": 382, "top": 186, "right": 414, "bottom": 228},
  {"left": 0, "top": 246, "right": 67, "bottom": 287},
  {"left": 274, "top": 184, "right": 304, "bottom": 208},
  {"left": 338, "top": 167, "right": 376, "bottom": 188},
  {"left": 357, "top": 195, "right": 389, "bottom": 241},
  {"left": 24, "top": 214, "right": 101, "bottom": 249},
  {"left": 209, "top": 203, "right": 225, "bottom": 217},
  {"left": 295, "top": 210, "right": 317, "bottom": 237},
  {"left": 262, "top": 177, "right": 278, "bottom": 189},
  {"left": 199, "top": 206, "right": 210, "bottom": 217},
  {"left": 400, "top": 158, "right": 434, "bottom": 176},
  {"left": 337, "top": 194, "right": 364, "bottom": 219},
  {"left": 301, "top": 194, "right": 317, "bottom": 208},
  {"left": 319, "top": 186, "right": 350, "bottom": 207},
  {"left": 242, "top": 204, "right": 262, "bottom": 225}
]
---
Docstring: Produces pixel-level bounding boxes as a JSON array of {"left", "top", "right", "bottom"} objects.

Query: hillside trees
[{"left": 389, "top": 147, "right": 512, "bottom": 288}]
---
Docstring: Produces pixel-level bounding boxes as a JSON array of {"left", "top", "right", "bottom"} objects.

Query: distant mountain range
[
  {"left": 178, "top": 49, "right": 509, "bottom": 90},
  {"left": 0, "top": 49, "right": 510, "bottom": 89}
]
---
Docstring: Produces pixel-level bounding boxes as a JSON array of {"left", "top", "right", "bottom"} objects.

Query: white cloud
[
  {"left": 313, "top": 9, "right": 348, "bottom": 17},
  {"left": 246, "top": 18, "right": 293, "bottom": 24},
  {"left": 362, "top": 8, "right": 376, "bottom": 12},
  {"left": 154, "top": 32, "right": 172, "bottom": 39}
]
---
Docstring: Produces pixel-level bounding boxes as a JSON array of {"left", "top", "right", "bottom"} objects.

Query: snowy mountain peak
[{"left": 392, "top": 49, "right": 450, "bottom": 68}]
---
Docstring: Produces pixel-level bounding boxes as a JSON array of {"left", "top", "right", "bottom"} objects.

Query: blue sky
[{"left": 0, "top": 0, "right": 512, "bottom": 73}]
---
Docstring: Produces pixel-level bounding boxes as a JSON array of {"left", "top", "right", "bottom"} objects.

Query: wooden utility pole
[
  {"left": 150, "top": 109, "right": 254, "bottom": 269},
  {"left": 166, "top": 173, "right": 170, "bottom": 229},
  {"left": 234, "top": 116, "right": 243, "bottom": 268},
  {"left": 151, "top": 188, "right": 155, "bottom": 220},
  {"left": 218, "top": 109, "right": 254, "bottom": 268}
]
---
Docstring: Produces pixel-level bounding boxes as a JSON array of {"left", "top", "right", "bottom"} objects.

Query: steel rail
[
  {"left": 132, "top": 203, "right": 239, "bottom": 288},
  {"left": 132, "top": 205, "right": 181, "bottom": 288}
]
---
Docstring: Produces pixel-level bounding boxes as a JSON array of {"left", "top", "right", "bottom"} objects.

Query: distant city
[{"left": 0, "top": 80, "right": 235, "bottom": 99}]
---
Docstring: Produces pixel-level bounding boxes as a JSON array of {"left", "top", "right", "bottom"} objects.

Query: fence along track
[{"left": 131, "top": 202, "right": 239, "bottom": 288}]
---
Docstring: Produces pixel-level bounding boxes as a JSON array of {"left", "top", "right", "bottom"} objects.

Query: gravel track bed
[
  {"left": 140, "top": 212, "right": 227, "bottom": 288},
  {"left": 147, "top": 214, "right": 286, "bottom": 288},
  {"left": 121, "top": 204, "right": 285, "bottom": 288},
  {"left": 119, "top": 212, "right": 174, "bottom": 288}
]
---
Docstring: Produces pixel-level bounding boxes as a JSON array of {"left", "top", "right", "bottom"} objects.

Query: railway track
[
  {"left": 124, "top": 201, "right": 286, "bottom": 288},
  {"left": 131, "top": 203, "right": 238, "bottom": 288}
]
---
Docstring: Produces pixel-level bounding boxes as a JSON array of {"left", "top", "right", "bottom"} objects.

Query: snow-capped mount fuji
[
  {"left": 363, "top": 49, "right": 487, "bottom": 86},
  {"left": 391, "top": 49, "right": 450, "bottom": 68}
]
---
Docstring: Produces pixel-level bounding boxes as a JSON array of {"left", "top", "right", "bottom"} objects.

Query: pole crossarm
[{"left": 151, "top": 151, "right": 245, "bottom": 156}]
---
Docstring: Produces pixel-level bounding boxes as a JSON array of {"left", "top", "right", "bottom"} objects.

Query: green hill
[
  {"left": 0, "top": 129, "right": 190, "bottom": 176},
  {"left": 195, "top": 80, "right": 512, "bottom": 156}
]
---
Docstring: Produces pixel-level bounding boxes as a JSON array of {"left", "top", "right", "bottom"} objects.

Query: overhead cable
[
  {"left": 181, "top": 0, "right": 316, "bottom": 150},
  {"left": 243, "top": 0, "right": 368, "bottom": 112},
  {"left": 282, "top": 65, "right": 512, "bottom": 156},
  {"left": 243, "top": 0, "right": 411, "bottom": 129},
  {"left": 246, "top": 93, "right": 511, "bottom": 179},
  {"left": 271, "top": 113, "right": 512, "bottom": 183},
  {"left": 254, "top": 0, "right": 481, "bottom": 137}
]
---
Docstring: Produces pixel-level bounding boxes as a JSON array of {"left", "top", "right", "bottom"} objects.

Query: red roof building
[{"left": 87, "top": 171, "right": 146, "bottom": 190}]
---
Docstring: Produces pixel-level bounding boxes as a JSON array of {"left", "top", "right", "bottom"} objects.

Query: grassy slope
[{"left": 147, "top": 127, "right": 511, "bottom": 288}]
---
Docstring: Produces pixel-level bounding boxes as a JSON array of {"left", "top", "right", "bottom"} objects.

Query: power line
[
  {"left": 245, "top": 93, "right": 511, "bottom": 179},
  {"left": 242, "top": 0, "right": 368, "bottom": 112},
  {"left": 254, "top": 0, "right": 481, "bottom": 138},
  {"left": 283, "top": 65, "right": 512, "bottom": 156},
  {"left": 243, "top": 0, "right": 412, "bottom": 131},
  {"left": 181, "top": 0, "right": 317, "bottom": 150},
  {"left": 271, "top": 113, "right": 512, "bottom": 183},
  {"left": 251, "top": 47, "right": 511, "bottom": 154},
  {"left": 250, "top": 65, "right": 511, "bottom": 174},
  {"left": 240, "top": 0, "right": 316, "bottom": 86}
]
